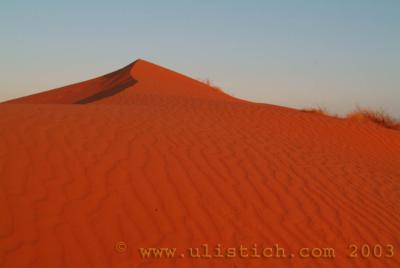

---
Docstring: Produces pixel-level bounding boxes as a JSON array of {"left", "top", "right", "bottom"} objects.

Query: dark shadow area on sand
[{"left": 75, "top": 79, "right": 137, "bottom": 104}]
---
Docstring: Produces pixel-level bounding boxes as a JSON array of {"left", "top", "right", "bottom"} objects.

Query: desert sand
[{"left": 0, "top": 59, "right": 399, "bottom": 267}]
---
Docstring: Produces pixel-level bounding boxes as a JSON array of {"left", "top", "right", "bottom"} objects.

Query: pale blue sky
[{"left": 1, "top": 1, "right": 399, "bottom": 116}]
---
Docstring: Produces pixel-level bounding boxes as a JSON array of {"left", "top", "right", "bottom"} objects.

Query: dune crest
[{"left": 5, "top": 59, "right": 238, "bottom": 105}]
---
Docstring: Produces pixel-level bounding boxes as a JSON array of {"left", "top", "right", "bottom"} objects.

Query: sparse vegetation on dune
[
  {"left": 200, "top": 78, "right": 223, "bottom": 92},
  {"left": 347, "top": 107, "right": 400, "bottom": 130},
  {"left": 301, "top": 105, "right": 399, "bottom": 131},
  {"left": 301, "top": 106, "right": 329, "bottom": 115},
  {"left": 301, "top": 106, "right": 340, "bottom": 118}
]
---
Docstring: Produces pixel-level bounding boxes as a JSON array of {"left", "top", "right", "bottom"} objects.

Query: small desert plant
[
  {"left": 301, "top": 106, "right": 329, "bottom": 115},
  {"left": 347, "top": 107, "right": 400, "bottom": 130},
  {"left": 200, "top": 78, "right": 223, "bottom": 92}
]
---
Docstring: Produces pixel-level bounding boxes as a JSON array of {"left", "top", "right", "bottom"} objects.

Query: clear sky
[{"left": 1, "top": 0, "right": 399, "bottom": 116}]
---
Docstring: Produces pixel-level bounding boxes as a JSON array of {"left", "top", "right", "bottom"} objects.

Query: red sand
[{"left": 0, "top": 59, "right": 399, "bottom": 267}]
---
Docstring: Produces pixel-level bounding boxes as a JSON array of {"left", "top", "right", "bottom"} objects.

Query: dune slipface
[{"left": 0, "top": 59, "right": 399, "bottom": 268}]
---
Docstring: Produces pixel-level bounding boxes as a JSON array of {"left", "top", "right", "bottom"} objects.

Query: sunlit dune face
[{"left": 0, "top": 60, "right": 399, "bottom": 268}]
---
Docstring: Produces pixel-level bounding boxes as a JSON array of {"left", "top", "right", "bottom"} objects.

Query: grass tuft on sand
[{"left": 347, "top": 107, "right": 400, "bottom": 130}]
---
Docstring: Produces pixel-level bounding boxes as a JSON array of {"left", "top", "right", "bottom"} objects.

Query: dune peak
[{"left": 4, "top": 58, "right": 238, "bottom": 104}]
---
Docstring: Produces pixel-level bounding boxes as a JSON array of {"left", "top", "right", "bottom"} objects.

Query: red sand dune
[{"left": 0, "top": 59, "right": 399, "bottom": 268}]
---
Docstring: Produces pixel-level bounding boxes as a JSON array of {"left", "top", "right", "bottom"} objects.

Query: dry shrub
[
  {"left": 301, "top": 106, "right": 329, "bottom": 115},
  {"left": 200, "top": 79, "right": 223, "bottom": 92},
  {"left": 347, "top": 107, "right": 400, "bottom": 130}
]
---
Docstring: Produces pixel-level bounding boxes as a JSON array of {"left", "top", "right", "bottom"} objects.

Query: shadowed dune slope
[
  {"left": 4, "top": 59, "right": 240, "bottom": 104},
  {"left": 0, "top": 59, "right": 399, "bottom": 268},
  {"left": 4, "top": 62, "right": 135, "bottom": 104}
]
